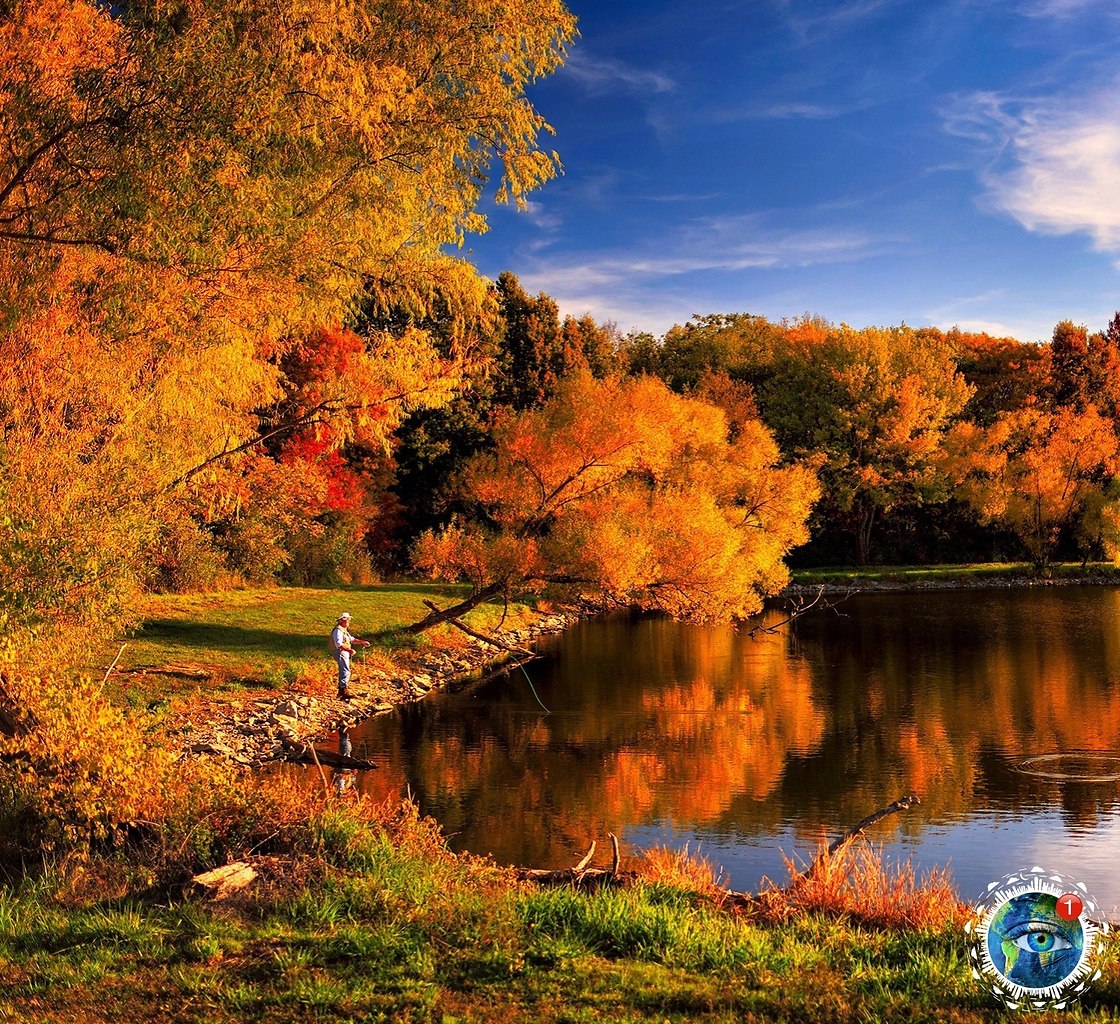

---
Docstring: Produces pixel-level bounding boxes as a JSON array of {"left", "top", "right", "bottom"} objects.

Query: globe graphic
[{"left": 986, "top": 892, "right": 1084, "bottom": 990}]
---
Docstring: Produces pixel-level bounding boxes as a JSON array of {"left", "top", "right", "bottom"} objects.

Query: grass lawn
[
  {"left": 89, "top": 583, "right": 542, "bottom": 706},
  {"left": 791, "top": 560, "right": 1120, "bottom": 585}
]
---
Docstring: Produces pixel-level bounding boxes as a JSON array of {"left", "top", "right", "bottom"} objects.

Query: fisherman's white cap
[{"left": 339, "top": 611, "right": 352, "bottom": 621}]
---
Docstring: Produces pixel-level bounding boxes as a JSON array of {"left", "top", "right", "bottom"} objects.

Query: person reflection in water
[
  {"left": 332, "top": 728, "right": 357, "bottom": 796},
  {"left": 987, "top": 893, "right": 1083, "bottom": 989}
]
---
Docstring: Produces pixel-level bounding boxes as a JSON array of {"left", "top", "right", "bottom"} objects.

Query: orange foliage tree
[
  {"left": 942, "top": 405, "right": 1120, "bottom": 568},
  {"left": 757, "top": 325, "right": 973, "bottom": 563},
  {"left": 0, "top": 0, "right": 575, "bottom": 658},
  {"left": 409, "top": 374, "right": 819, "bottom": 630}
]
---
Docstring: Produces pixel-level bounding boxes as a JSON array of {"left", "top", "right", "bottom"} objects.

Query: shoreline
[
  {"left": 782, "top": 566, "right": 1120, "bottom": 596},
  {"left": 175, "top": 608, "right": 579, "bottom": 768},
  {"left": 174, "top": 567, "right": 1120, "bottom": 766}
]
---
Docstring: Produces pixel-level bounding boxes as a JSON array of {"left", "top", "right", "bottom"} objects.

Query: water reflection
[{"left": 339, "top": 588, "right": 1120, "bottom": 910}]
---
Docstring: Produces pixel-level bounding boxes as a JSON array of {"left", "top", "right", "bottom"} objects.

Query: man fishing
[{"left": 331, "top": 611, "right": 369, "bottom": 701}]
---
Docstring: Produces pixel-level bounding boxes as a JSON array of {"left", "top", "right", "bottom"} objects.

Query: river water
[{"left": 329, "top": 587, "right": 1120, "bottom": 914}]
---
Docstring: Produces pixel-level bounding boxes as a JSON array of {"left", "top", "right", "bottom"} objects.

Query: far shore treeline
[{"left": 4, "top": 0, "right": 1120, "bottom": 670}]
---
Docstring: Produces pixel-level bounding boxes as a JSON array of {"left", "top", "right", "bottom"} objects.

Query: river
[{"left": 324, "top": 587, "right": 1120, "bottom": 914}]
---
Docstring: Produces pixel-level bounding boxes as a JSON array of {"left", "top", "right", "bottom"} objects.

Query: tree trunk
[
  {"left": 856, "top": 504, "right": 876, "bottom": 566},
  {"left": 403, "top": 581, "right": 506, "bottom": 633}
]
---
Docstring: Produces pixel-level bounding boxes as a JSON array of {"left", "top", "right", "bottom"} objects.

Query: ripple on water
[{"left": 1011, "top": 752, "right": 1120, "bottom": 783}]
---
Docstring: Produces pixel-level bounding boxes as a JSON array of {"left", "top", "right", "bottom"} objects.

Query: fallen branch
[
  {"left": 573, "top": 841, "right": 596, "bottom": 872},
  {"left": 514, "top": 835, "right": 632, "bottom": 888},
  {"left": 790, "top": 793, "right": 921, "bottom": 888},
  {"left": 101, "top": 644, "right": 126, "bottom": 687},
  {"left": 421, "top": 600, "right": 535, "bottom": 656},
  {"left": 747, "top": 585, "right": 852, "bottom": 638}
]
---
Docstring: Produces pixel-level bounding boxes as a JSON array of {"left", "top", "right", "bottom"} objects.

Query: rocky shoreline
[{"left": 174, "top": 610, "right": 578, "bottom": 769}]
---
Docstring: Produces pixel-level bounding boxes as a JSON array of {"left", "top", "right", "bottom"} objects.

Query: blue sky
[{"left": 463, "top": 0, "right": 1120, "bottom": 343}]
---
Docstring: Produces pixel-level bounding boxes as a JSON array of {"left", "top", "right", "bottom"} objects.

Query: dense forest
[{"left": 5, "top": 0, "right": 1120, "bottom": 668}]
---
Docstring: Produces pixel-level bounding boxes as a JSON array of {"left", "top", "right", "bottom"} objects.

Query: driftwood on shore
[{"left": 514, "top": 832, "right": 634, "bottom": 888}]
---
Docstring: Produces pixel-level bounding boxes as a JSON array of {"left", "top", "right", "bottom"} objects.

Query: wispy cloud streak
[{"left": 561, "top": 51, "right": 675, "bottom": 95}]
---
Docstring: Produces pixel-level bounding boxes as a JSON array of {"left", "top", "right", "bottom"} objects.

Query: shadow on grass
[{"left": 137, "top": 620, "right": 335, "bottom": 660}]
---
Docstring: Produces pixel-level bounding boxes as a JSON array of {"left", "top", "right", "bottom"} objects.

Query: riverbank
[
  {"left": 175, "top": 608, "right": 577, "bottom": 768},
  {"left": 784, "top": 560, "right": 1120, "bottom": 595},
  {"left": 10, "top": 576, "right": 1120, "bottom": 1021},
  {"left": 1, "top": 813, "right": 1116, "bottom": 1024},
  {"left": 118, "top": 566, "right": 1120, "bottom": 766},
  {"left": 97, "top": 585, "right": 578, "bottom": 768}
]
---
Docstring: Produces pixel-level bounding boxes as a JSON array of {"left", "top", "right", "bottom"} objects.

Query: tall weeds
[{"left": 758, "top": 841, "right": 969, "bottom": 930}]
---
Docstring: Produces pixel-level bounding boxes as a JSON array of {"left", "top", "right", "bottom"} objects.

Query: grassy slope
[
  {"left": 1, "top": 842, "right": 1117, "bottom": 1024},
  {"left": 92, "top": 583, "right": 541, "bottom": 706}
]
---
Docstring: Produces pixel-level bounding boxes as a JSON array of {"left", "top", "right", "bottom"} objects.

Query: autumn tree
[
  {"left": 389, "top": 274, "right": 620, "bottom": 562},
  {"left": 0, "top": 0, "right": 575, "bottom": 659},
  {"left": 942, "top": 406, "right": 1120, "bottom": 568},
  {"left": 649, "top": 313, "right": 786, "bottom": 392},
  {"left": 750, "top": 325, "right": 973, "bottom": 564},
  {"left": 490, "top": 272, "right": 618, "bottom": 409},
  {"left": 942, "top": 329, "right": 1047, "bottom": 426},
  {"left": 1044, "top": 319, "right": 1120, "bottom": 417},
  {"left": 408, "top": 374, "right": 819, "bottom": 631}
]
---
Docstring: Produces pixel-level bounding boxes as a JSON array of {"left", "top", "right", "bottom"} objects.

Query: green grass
[
  {"left": 2, "top": 859, "right": 1118, "bottom": 1024},
  {"left": 85, "top": 583, "right": 541, "bottom": 703},
  {"left": 791, "top": 560, "right": 1120, "bottom": 585}
]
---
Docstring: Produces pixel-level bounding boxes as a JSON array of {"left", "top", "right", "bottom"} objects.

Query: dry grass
[
  {"left": 755, "top": 840, "right": 970, "bottom": 930},
  {"left": 634, "top": 843, "right": 727, "bottom": 900}
]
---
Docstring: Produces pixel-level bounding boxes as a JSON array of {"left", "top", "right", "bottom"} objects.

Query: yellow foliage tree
[
  {"left": 0, "top": 0, "right": 575, "bottom": 659},
  {"left": 942, "top": 405, "right": 1120, "bottom": 568},
  {"left": 410, "top": 374, "right": 819, "bottom": 628}
]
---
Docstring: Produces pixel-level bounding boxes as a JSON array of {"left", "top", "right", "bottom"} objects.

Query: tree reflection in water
[{"left": 330, "top": 589, "right": 1120, "bottom": 906}]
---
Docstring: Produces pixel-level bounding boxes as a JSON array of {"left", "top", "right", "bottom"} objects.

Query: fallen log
[
  {"left": 514, "top": 832, "right": 630, "bottom": 888},
  {"left": 421, "top": 600, "right": 536, "bottom": 657}
]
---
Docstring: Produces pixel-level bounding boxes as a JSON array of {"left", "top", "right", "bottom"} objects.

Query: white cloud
[
  {"left": 772, "top": 0, "right": 899, "bottom": 43},
  {"left": 521, "top": 200, "right": 562, "bottom": 234},
  {"left": 1017, "top": 0, "right": 1110, "bottom": 17},
  {"left": 561, "top": 51, "right": 675, "bottom": 95},
  {"left": 710, "top": 101, "right": 848, "bottom": 123},
  {"left": 948, "top": 84, "right": 1120, "bottom": 255}
]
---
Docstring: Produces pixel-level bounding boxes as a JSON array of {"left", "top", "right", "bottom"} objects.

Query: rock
[
  {"left": 270, "top": 714, "right": 300, "bottom": 739},
  {"left": 412, "top": 674, "right": 432, "bottom": 690},
  {"left": 190, "top": 862, "right": 258, "bottom": 900},
  {"left": 272, "top": 700, "right": 300, "bottom": 721},
  {"left": 189, "top": 740, "right": 234, "bottom": 756}
]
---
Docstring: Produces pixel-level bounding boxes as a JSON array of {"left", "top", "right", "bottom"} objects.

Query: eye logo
[{"left": 966, "top": 868, "right": 1110, "bottom": 1012}]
